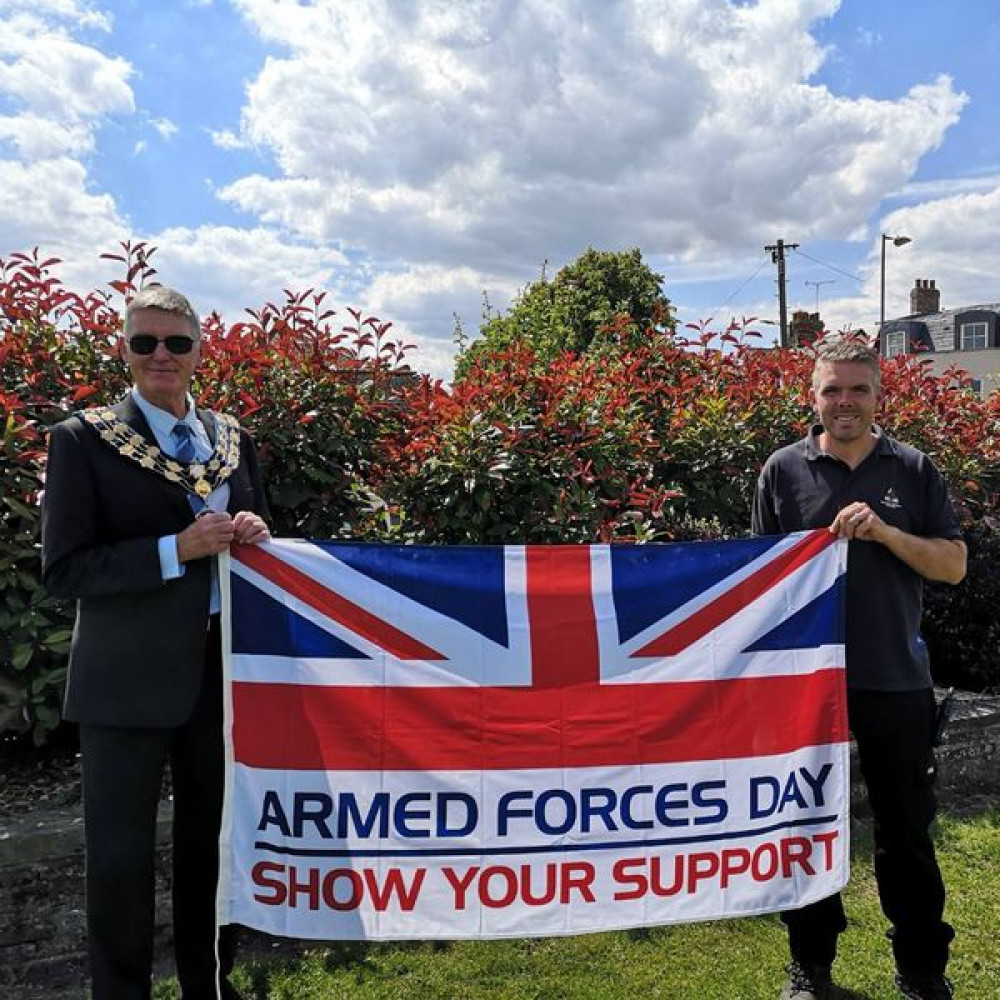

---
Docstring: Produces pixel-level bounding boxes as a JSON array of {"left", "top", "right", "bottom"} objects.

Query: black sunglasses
[{"left": 128, "top": 334, "right": 196, "bottom": 356}]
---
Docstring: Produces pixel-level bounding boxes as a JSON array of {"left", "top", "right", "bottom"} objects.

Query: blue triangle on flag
[
  {"left": 313, "top": 543, "right": 509, "bottom": 646},
  {"left": 611, "top": 534, "right": 784, "bottom": 644},
  {"left": 742, "top": 578, "right": 844, "bottom": 652},
  {"left": 231, "top": 573, "right": 370, "bottom": 658}
]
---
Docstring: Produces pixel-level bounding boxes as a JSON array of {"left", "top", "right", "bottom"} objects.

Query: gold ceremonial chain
[{"left": 81, "top": 407, "right": 241, "bottom": 499}]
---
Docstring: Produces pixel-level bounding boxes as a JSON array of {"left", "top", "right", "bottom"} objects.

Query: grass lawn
[{"left": 154, "top": 810, "right": 1000, "bottom": 999}]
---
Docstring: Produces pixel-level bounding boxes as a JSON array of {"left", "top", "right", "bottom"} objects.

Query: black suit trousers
[
  {"left": 782, "top": 687, "right": 954, "bottom": 978},
  {"left": 79, "top": 618, "right": 236, "bottom": 1000}
]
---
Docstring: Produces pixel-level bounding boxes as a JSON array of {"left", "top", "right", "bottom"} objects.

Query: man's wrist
[
  {"left": 158, "top": 534, "right": 186, "bottom": 579},
  {"left": 880, "top": 523, "right": 902, "bottom": 545}
]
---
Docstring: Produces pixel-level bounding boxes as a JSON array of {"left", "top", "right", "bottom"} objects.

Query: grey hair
[
  {"left": 811, "top": 336, "right": 881, "bottom": 391},
  {"left": 125, "top": 284, "right": 200, "bottom": 339}
]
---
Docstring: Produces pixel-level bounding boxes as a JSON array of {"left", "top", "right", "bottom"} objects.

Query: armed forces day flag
[{"left": 218, "top": 531, "right": 849, "bottom": 940}]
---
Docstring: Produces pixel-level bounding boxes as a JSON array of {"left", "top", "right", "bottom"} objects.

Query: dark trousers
[
  {"left": 783, "top": 687, "right": 954, "bottom": 978},
  {"left": 78, "top": 619, "right": 237, "bottom": 1000}
]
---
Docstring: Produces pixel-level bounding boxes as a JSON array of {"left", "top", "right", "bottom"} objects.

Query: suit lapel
[
  {"left": 197, "top": 407, "right": 218, "bottom": 448},
  {"left": 113, "top": 395, "right": 157, "bottom": 445}
]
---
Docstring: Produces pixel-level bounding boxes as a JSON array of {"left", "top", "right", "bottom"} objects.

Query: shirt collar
[
  {"left": 131, "top": 387, "right": 196, "bottom": 436},
  {"left": 804, "top": 423, "right": 893, "bottom": 462}
]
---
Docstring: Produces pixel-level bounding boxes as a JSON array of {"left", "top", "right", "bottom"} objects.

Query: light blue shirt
[{"left": 132, "top": 388, "right": 229, "bottom": 613}]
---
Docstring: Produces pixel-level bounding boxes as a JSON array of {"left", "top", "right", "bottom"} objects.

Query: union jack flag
[
  {"left": 219, "top": 531, "right": 849, "bottom": 939},
  {"left": 227, "top": 530, "right": 847, "bottom": 771}
]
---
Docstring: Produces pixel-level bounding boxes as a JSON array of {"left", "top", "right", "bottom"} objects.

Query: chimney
[
  {"left": 909, "top": 279, "right": 941, "bottom": 316},
  {"left": 789, "top": 310, "right": 823, "bottom": 347}
]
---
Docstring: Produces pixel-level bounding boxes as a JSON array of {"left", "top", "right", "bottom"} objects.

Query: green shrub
[{"left": 924, "top": 520, "right": 1000, "bottom": 691}]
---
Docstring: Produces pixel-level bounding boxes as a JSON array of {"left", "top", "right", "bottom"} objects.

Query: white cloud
[
  {"left": 143, "top": 224, "right": 350, "bottom": 321},
  {"left": 0, "top": 113, "right": 95, "bottom": 158},
  {"left": 207, "top": 127, "right": 247, "bottom": 150},
  {"left": 362, "top": 263, "right": 521, "bottom": 379},
  {"left": 890, "top": 173, "right": 1000, "bottom": 202},
  {"left": 0, "top": 9, "right": 362, "bottom": 344},
  {"left": 0, "top": 1, "right": 112, "bottom": 33},
  {"left": 0, "top": 12, "right": 133, "bottom": 126},
  {"left": 209, "top": 0, "right": 968, "bottom": 372},
  {"left": 0, "top": 156, "right": 126, "bottom": 273},
  {"left": 0, "top": 6, "right": 130, "bottom": 281},
  {"left": 149, "top": 116, "right": 178, "bottom": 140},
  {"left": 0, "top": 6, "right": 132, "bottom": 171},
  {"left": 876, "top": 184, "right": 1000, "bottom": 312},
  {"left": 856, "top": 27, "right": 882, "bottom": 48},
  {"left": 221, "top": 0, "right": 965, "bottom": 285}
]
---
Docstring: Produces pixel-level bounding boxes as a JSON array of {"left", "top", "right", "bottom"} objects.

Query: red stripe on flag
[
  {"left": 231, "top": 670, "right": 847, "bottom": 771},
  {"left": 232, "top": 544, "right": 444, "bottom": 661},
  {"left": 634, "top": 529, "right": 838, "bottom": 657},
  {"left": 526, "top": 545, "right": 600, "bottom": 688}
]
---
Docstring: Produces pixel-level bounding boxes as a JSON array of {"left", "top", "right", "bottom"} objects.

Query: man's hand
[
  {"left": 828, "top": 501, "right": 967, "bottom": 584},
  {"left": 829, "top": 501, "right": 890, "bottom": 542},
  {"left": 232, "top": 510, "right": 270, "bottom": 545},
  {"left": 177, "top": 512, "right": 236, "bottom": 563}
]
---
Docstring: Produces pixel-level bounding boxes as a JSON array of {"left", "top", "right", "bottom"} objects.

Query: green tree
[{"left": 455, "top": 247, "right": 673, "bottom": 378}]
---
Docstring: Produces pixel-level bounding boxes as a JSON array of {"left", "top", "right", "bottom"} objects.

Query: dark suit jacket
[{"left": 42, "top": 395, "right": 269, "bottom": 727}]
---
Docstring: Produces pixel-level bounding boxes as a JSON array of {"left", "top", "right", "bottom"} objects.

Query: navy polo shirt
[{"left": 751, "top": 426, "right": 962, "bottom": 691}]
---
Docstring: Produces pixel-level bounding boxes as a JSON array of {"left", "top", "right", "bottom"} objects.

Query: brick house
[{"left": 879, "top": 279, "right": 1000, "bottom": 395}]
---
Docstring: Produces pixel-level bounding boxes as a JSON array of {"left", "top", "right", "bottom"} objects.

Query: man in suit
[{"left": 42, "top": 284, "right": 270, "bottom": 1000}]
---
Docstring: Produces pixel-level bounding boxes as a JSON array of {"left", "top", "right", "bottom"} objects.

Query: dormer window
[
  {"left": 959, "top": 321, "right": 988, "bottom": 350},
  {"left": 884, "top": 328, "right": 908, "bottom": 357}
]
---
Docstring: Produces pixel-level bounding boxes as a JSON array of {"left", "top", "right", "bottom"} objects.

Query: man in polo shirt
[{"left": 752, "top": 337, "right": 967, "bottom": 1000}]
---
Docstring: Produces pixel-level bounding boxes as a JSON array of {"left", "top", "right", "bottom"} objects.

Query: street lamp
[{"left": 880, "top": 234, "right": 912, "bottom": 328}]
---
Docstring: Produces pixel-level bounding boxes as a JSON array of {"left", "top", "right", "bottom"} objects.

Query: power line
[
  {"left": 709, "top": 253, "right": 771, "bottom": 321},
  {"left": 791, "top": 247, "right": 863, "bottom": 284}
]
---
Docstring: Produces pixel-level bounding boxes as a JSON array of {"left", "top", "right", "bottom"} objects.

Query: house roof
[{"left": 884, "top": 302, "right": 1000, "bottom": 352}]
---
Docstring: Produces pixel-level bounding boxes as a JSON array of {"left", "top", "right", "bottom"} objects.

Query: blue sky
[{"left": 2, "top": 0, "right": 999, "bottom": 378}]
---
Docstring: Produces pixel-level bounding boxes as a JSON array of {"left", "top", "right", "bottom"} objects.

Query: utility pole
[{"left": 765, "top": 239, "right": 799, "bottom": 347}]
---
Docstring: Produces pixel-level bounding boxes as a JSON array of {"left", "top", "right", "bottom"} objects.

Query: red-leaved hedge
[{"left": 2, "top": 249, "right": 998, "bottom": 740}]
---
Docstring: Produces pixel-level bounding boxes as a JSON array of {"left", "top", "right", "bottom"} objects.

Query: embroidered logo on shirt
[{"left": 880, "top": 487, "right": 902, "bottom": 510}]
